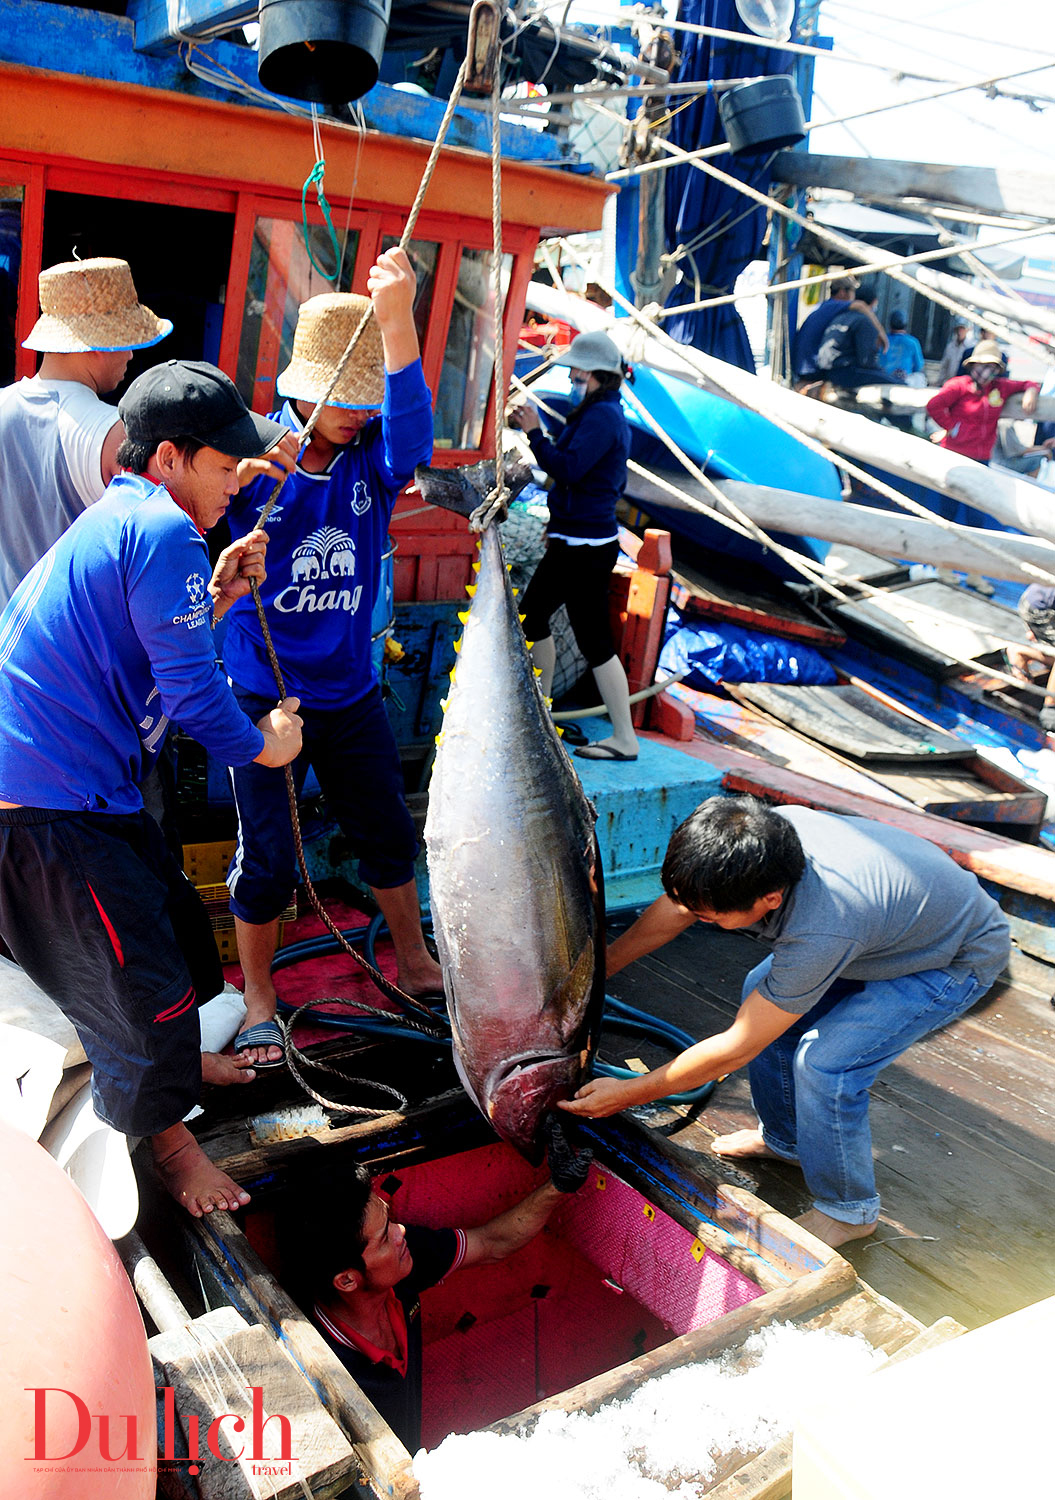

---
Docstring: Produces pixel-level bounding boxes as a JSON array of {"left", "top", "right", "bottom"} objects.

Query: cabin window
[
  {"left": 434, "top": 247, "right": 512, "bottom": 451},
  {"left": 0, "top": 185, "right": 24, "bottom": 387},
  {"left": 380, "top": 234, "right": 439, "bottom": 353},
  {"left": 236, "top": 213, "right": 361, "bottom": 411}
]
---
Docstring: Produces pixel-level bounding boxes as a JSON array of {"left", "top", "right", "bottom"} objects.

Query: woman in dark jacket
[{"left": 509, "top": 330, "right": 637, "bottom": 761}]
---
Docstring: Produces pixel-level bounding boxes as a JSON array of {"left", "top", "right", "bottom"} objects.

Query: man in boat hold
[
  {"left": 222, "top": 247, "right": 442, "bottom": 1068},
  {"left": 282, "top": 1120, "right": 592, "bottom": 1451},
  {"left": 0, "top": 360, "right": 304, "bottom": 1217},
  {"left": 0, "top": 257, "right": 172, "bottom": 611},
  {"left": 559, "top": 797, "right": 1009, "bottom": 1250}
]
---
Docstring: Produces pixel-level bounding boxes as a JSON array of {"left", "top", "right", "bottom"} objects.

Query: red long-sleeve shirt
[{"left": 926, "top": 375, "right": 1037, "bottom": 463}]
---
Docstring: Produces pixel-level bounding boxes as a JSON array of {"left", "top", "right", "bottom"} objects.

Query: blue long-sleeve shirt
[
  {"left": 879, "top": 331, "right": 924, "bottom": 383},
  {"left": 223, "top": 360, "right": 433, "bottom": 708},
  {"left": 526, "top": 389, "right": 629, "bottom": 541},
  {"left": 0, "top": 472, "right": 264, "bottom": 813}
]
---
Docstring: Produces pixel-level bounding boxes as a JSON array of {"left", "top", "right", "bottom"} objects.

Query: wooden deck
[{"left": 602, "top": 919, "right": 1055, "bottom": 1332}]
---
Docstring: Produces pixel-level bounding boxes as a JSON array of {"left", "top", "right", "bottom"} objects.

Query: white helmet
[{"left": 554, "top": 330, "right": 624, "bottom": 376}]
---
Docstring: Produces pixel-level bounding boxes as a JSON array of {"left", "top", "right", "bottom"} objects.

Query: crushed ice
[{"left": 414, "top": 1322, "right": 882, "bottom": 1500}]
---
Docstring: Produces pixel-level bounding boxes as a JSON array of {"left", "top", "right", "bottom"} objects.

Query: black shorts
[
  {"left": 0, "top": 808, "right": 221, "bottom": 1135},
  {"left": 520, "top": 538, "right": 619, "bottom": 667}
]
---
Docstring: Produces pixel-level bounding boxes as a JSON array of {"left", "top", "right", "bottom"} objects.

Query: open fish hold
[{"left": 423, "top": 520, "right": 605, "bottom": 1164}]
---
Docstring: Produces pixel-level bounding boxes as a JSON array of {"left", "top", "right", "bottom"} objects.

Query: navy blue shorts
[
  {"left": 0, "top": 808, "right": 221, "bottom": 1136},
  {"left": 226, "top": 682, "right": 419, "bottom": 925}
]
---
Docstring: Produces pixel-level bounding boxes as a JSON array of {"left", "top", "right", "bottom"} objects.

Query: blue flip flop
[{"left": 233, "top": 1020, "right": 286, "bottom": 1070}]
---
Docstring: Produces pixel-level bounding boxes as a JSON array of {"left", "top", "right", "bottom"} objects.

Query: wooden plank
[
  {"left": 771, "top": 151, "right": 1055, "bottom": 221},
  {"left": 730, "top": 683, "right": 969, "bottom": 763},
  {"left": 149, "top": 1307, "right": 360, "bottom": 1500},
  {"left": 834, "top": 582, "right": 1032, "bottom": 678},
  {"left": 667, "top": 557, "right": 845, "bottom": 648},
  {"left": 657, "top": 734, "right": 1055, "bottom": 902}
]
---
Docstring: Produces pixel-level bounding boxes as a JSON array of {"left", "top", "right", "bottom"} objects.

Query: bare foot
[
  {"left": 711, "top": 1128, "right": 791, "bottom": 1161},
  {"left": 201, "top": 1050, "right": 256, "bottom": 1087},
  {"left": 796, "top": 1208, "right": 877, "bottom": 1249},
  {"left": 399, "top": 956, "right": 445, "bottom": 999},
  {"left": 152, "top": 1123, "right": 251, "bottom": 1218}
]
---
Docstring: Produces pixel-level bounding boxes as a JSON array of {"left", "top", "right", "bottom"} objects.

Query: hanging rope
[
  {"left": 467, "top": 68, "right": 510, "bottom": 534},
  {"left": 300, "top": 104, "right": 343, "bottom": 284}
]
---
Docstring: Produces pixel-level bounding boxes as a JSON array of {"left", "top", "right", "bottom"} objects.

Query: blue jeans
[{"left": 742, "top": 957, "right": 993, "bottom": 1224}]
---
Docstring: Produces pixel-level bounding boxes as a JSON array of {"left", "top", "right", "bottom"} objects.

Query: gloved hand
[{"left": 542, "top": 1112, "right": 593, "bottom": 1193}]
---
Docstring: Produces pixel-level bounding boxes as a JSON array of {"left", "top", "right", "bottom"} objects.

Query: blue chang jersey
[
  {"left": 222, "top": 360, "right": 434, "bottom": 709},
  {"left": 0, "top": 472, "right": 264, "bottom": 813}
]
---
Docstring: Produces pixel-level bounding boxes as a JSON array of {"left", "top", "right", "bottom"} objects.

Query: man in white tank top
[{"left": 0, "top": 257, "right": 171, "bottom": 609}]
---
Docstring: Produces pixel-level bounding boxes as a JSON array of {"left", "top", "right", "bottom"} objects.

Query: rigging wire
[{"left": 823, "top": 0, "right": 1055, "bottom": 68}]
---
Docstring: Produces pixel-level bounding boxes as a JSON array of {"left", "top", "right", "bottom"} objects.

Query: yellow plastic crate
[{"left": 183, "top": 843, "right": 295, "bottom": 965}]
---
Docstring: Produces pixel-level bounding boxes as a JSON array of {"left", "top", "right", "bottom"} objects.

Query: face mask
[{"left": 568, "top": 376, "right": 590, "bottom": 407}]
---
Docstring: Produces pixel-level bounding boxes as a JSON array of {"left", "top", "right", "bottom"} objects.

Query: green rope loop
[{"left": 301, "top": 158, "right": 342, "bottom": 283}]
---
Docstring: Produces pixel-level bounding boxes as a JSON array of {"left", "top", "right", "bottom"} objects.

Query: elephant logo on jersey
[
  {"left": 349, "top": 481, "right": 372, "bottom": 516},
  {"left": 277, "top": 527, "right": 363, "bottom": 616},
  {"left": 186, "top": 572, "right": 206, "bottom": 606}
]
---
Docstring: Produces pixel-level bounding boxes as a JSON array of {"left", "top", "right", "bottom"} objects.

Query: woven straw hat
[
  {"left": 964, "top": 339, "right": 1003, "bottom": 366},
  {"left": 276, "top": 293, "right": 386, "bottom": 410},
  {"left": 22, "top": 258, "right": 172, "bottom": 353}
]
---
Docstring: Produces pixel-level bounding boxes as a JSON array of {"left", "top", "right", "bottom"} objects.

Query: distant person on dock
[
  {"left": 812, "top": 282, "right": 888, "bottom": 395},
  {"left": 0, "top": 257, "right": 172, "bottom": 611},
  {"left": 558, "top": 797, "right": 1009, "bottom": 1251},
  {"left": 0, "top": 360, "right": 303, "bottom": 1218},
  {"left": 223, "top": 249, "right": 442, "bottom": 1069},
  {"left": 958, "top": 328, "right": 1008, "bottom": 377},
  {"left": 790, "top": 276, "right": 881, "bottom": 390},
  {"left": 878, "top": 309, "right": 925, "bottom": 386},
  {"left": 926, "top": 340, "right": 1038, "bottom": 475},
  {"left": 508, "top": 329, "right": 638, "bottom": 761},
  {"left": 937, "top": 323, "right": 969, "bottom": 385},
  {"left": 282, "top": 1122, "right": 592, "bottom": 1451}
]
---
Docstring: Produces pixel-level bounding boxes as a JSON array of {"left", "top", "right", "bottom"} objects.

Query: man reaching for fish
[
  {"left": 559, "top": 797, "right": 1009, "bottom": 1249},
  {"left": 282, "top": 1118, "right": 592, "bottom": 1452}
]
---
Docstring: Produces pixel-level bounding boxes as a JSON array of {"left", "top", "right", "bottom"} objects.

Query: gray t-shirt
[{"left": 748, "top": 807, "right": 1010, "bottom": 1014}]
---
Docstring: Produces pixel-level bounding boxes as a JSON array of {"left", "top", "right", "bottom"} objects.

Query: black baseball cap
[{"left": 119, "top": 360, "right": 286, "bottom": 458}]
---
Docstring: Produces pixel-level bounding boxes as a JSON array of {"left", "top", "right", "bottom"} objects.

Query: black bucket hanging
[
  {"left": 718, "top": 76, "right": 806, "bottom": 156},
  {"left": 257, "top": 0, "right": 392, "bottom": 104}
]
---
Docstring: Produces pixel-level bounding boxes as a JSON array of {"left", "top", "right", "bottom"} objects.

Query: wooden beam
[{"left": 772, "top": 152, "right": 1055, "bottom": 223}]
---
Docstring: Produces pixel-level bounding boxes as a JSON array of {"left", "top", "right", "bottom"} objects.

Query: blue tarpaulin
[
  {"left": 659, "top": 609, "right": 838, "bottom": 687},
  {"left": 661, "top": 0, "right": 796, "bottom": 368}
]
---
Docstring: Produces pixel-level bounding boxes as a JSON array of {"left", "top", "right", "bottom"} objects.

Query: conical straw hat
[
  {"left": 276, "top": 293, "right": 386, "bottom": 410},
  {"left": 22, "top": 258, "right": 172, "bottom": 353}
]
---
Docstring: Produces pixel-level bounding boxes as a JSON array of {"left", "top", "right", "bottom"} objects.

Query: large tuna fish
[{"left": 422, "top": 519, "right": 605, "bottom": 1163}]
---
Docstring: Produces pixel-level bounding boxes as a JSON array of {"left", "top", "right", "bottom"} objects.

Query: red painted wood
[
  {"left": 652, "top": 691, "right": 696, "bottom": 741},
  {"left": 651, "top": 733, "right": 1055, "bottom": 901}
]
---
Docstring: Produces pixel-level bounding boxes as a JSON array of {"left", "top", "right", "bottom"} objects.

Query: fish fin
[
  {"left": 472, "top": 560, "right": 481, "bottom": 573},
  {"left": 458, "top": 611, "right": 470, "bottom": 624},
  {"left": 440, "top": 698, "right": 449, "bottom": 711},
  {"left": 465, "top": 584, "right": 477, "bottom": 597},
  {"left": 523, "top": 633, "right": 533, "bottom": 645},
  {"left": 533, "top": 666, "right": 543, "bottom": 679},
  {"left": 435, "top": 730, "right": 445, "bottom": 745},
  {"left": 511, "top": 587, "right": 519, "bottom": 598},
  {"left": 448, "top": 667, "right": 457, "bottom": 683},
  {"left": 453, "top": 637, "right": 463, "bottom": 653},
  {"left": 556, "top": 726, "right": 565, "bottom": 737}
]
